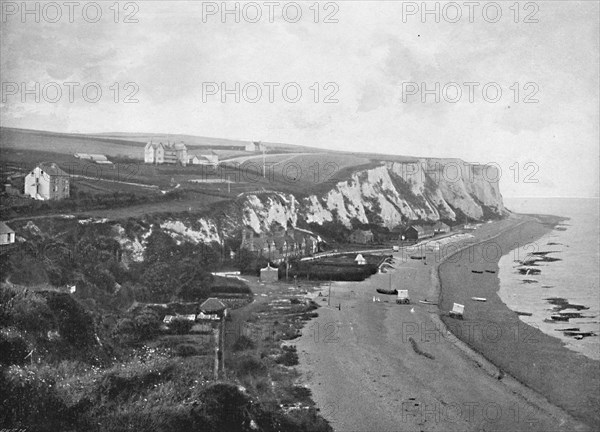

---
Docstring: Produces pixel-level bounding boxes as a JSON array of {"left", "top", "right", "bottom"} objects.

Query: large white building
[
  {"left": 24, "top": 163, "right": 70, "bottom": 201},
  {"left": 145, "top": 141, "right": 188, "bottom": 165}
]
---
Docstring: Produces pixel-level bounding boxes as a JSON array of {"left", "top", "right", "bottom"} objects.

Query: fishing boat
[
  {"left": 376, "top": 288, "right": 397, "bottom": 295},
  {"left": 471, "top": 297, "right": 487, "bottom": 302},
  {"left": 516, "top": 311, "right": 533, "bottom": 316},
  {"left": 471, "top": 270, "right": 483, "bottom": 274},
  {"left": 550, "top": 314, "right": 570, "bottom": 321}
]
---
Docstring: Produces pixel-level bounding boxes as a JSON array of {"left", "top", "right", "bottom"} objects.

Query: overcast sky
[{"left": 1, "top": 1, "right": 598, "bottom": 198}]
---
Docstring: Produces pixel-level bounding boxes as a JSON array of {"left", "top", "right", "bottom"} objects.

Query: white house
[
  {"left": 245, "top": 141, "right": 265, "bottom": 152},
  {"left": 24, "top": 163, "right": 70, "bottom": 200},
  {"left": 190, "top": 152, "right": 219, "bottom": 166},
  {"left": 0, "top": 222, "right": 15, "bottom": 245},
  {"left": 145, "top": 141, "right": 187, "bottom": 165}
]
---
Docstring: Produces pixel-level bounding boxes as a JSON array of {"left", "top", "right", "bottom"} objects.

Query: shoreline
[
  {"left": 437, "top": 213, "right": 600, "bottom": 428},
  {"left": 295, "top": 215, "right": 594, "bottom": 432}
]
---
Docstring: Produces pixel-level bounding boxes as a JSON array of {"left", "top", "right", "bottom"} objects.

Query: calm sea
[{"left": 498, "top": 197, "right": 600, "bottom": 360}]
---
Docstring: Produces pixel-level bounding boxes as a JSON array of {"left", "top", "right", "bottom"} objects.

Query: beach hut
[
  {"left": 260, "top": 264, "right": 279, "bottom": 283},
  {"left": 449, "top": 303, "right": 464, "bottom": 319},
  {"left": 396, "top": 290, "right": 410, "bottom": 304},
  {"left": 354, "top": 253, "right": 367, "bottom": 265}
]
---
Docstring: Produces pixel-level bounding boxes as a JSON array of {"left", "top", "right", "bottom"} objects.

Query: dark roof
[
  {"left": 0, "top": 222, "right": 14, "bottom": 235},
  {"left": 200, "top": 297, "right": 226, "bottom": 313},
  {"left": 37, "top": 162, "right": 68, "bottom": 177}
]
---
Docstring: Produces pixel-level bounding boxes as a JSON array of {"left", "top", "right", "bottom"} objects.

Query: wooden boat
[
  {"left": 562, "top": 331, "right": 596, "bottom": 338},
  {"left": 471, "top": 270, "right": 483, "bottom": 274},
  {"left": 485, "top": 270, "right": 496, "bottom": 274},
  {"left": 550, "top": 314, "right": 570, "bottom": 321},
  {"left": 419, "top": 300, "right": 437, "bottom": 305},
  {"left": 471, "top": 297, "right": 487, "bottom": 302},
  {"left": 517, "top": 267, "right": 541, "bottom": 275},
  {"left": 376, "top": 288, "right": 397, "bottom": 295},
  {"left": 515, "top": 311, "right": 533, "bottom": 316}
]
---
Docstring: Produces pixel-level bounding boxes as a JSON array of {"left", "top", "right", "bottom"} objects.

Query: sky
[{"left": 1, "top": 0, "right": 598, "bottom": 198}]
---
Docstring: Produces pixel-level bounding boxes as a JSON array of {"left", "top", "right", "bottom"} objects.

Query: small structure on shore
[
  {"left": 396, "top": 290, "right": 410, "bottom": 304},
  {"left": 449, "top": 303, "right": 464, "bottom": 319},
  {"left": 260, "top": 264, "right": 279, "bottom": 283},
  {"left": 354, "top": 253, "right": 367, "bottom": 265}
]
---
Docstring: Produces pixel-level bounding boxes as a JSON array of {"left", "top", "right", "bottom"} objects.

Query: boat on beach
[{"left": 376, "top": 288, "right": 397, "bottom": 295}]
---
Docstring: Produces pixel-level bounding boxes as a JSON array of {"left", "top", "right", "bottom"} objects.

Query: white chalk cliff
[{"left": 116, "top": 160, "right": 506, "bottom": 255}]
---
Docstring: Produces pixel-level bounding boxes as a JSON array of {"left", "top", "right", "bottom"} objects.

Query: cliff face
[{"left": 117, "top": 159, "right": 506, "bottom": 256}]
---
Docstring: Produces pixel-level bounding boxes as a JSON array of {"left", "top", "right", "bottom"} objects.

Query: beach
[{"left": 295, "top": 214, "right": 597, "bottom": 431}]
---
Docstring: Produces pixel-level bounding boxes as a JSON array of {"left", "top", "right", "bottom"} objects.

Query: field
[{"left": 0, "top": 127, "right": 391, "bottom": 219}]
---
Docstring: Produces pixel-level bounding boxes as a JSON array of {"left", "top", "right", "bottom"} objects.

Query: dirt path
[{"left": 295, "top": 218, "right": 590, "bottom": 432}]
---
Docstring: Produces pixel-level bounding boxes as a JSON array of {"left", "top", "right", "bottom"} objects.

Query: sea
[{"left": 497, "top": 197, "right": 600, "bottom": 360}]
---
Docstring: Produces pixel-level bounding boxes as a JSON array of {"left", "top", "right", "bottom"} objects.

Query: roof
[
  {"left": 200, "top": 297, "right": 227, "bottom": 313},
  {"left": 37, "top": 162, "right": 68, "bottom": 177},
  {"left": 0, "top": 222, "right": 14, "bottom": 235},
  {"left": 261, "top": 264, "right": 278, "bottom": 272}
]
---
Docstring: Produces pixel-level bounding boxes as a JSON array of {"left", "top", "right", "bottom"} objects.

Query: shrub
[
  {"left": 232, "top": 335, "right": 255, "bottom": 352},
  {"left": 175, "top": 344, "right": 199, "bottom": 357},
  {"left": 275, "top": 346, "right": 299, "bottom": 366},
  {"left": 169, "top": 318, "right": 194, "bottom": 335},
  {"left": 0, "top": 331, "right": 29, "bottom": 366}
]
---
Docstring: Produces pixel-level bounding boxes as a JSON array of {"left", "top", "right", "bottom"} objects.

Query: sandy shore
[{"left": 295, "top": 215, "right": 595, "bottom": 432}]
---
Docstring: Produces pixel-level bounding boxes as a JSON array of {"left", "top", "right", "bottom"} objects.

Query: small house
[
  {"left": 200, "top": 297, "right": 227, "bottom": 319},
  {"left": 24, "top": 163, "right": 70, "bottom": 200},
  {"left": 433, "top": 222, "right": 450, "bottom": 234},
  {"left": 355, "top": 253, "right": 367, "bottom": 265},
  {"left": 260, "top": 264, "right": 279, "bottom": 283},
  {"left": 0, "top": 222, "right": 15, "bottom": 245},
  {"left": 348, "top": 229, "right": 374, "bottom": 244}
]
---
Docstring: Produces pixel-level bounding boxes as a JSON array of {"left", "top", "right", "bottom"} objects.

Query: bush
[
  {"left": 275, "top": 346, "right": 299, "bottom": 366},
  {"left": 169, "top": 318, "right": 194, "bottom": 335},
  {"left": 176, "top": 344, "right": 199, "bottom": 357},
  {"left": 232, "top": 335, "right": 255, "bottom": 352},
  {"left": 0, "top": 331, "right": 29, "bottom": 366}
]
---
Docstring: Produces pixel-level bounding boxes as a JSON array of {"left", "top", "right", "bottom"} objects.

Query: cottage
[
  {"left": 0, "top": 222, "right": 15, "bottom": 245},
  {"left": 24, "top": 163, "right": 70, "bottom": 200},
  {"left": 348, "top": 229, "right": 374, "bottom": 244},
  {"left": 355, "top": 253, "right": 367, "bottom": 265},
  {"left": 402, "top": 225, "right": 434, "bottom": 241},
  {"left": 245, "top": 141, "right": 265, "bottom": 152},
  {"left": 260, "top": 264, "right": 279, "bottom": 283},
  {"left": 433, "top": 222, "right": 450, "bottom": 234},
  {"left": 200, "top": 297, "right": 227, "bottom": 318},
  {"left": 240, "top": 226, "right": 320, "bottom": 263},
  {"left": 190, "top": 152, "right": 219, "bottom": 166}
]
